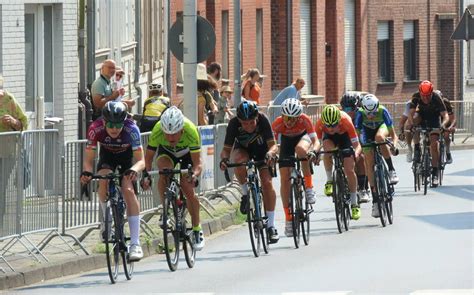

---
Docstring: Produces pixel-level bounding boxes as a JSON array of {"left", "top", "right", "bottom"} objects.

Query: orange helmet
[{"left": 419, "top": 80, "right": 433, "bottom": 96}]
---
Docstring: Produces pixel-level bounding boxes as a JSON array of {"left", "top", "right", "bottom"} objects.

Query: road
[{"left": 14, "top": 150, "right": 474, "bottom": 294}]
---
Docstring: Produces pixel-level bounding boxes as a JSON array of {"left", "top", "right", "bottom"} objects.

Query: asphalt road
[{"left": 14, "top": 150, "right": 474, "bottom": 294}]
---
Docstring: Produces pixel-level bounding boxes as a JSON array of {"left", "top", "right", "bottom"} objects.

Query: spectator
[
  {"left": 242, "top": 68, "right": 261, "bottom": 105},
  {"left": 207, "top": 62, "right": 222, "bottom": 124},
  {"left": 140, "top": 83, "right": 170, "bottom": 132},
  {"left": 272, "top": 78, "right": 306, "bottom": 106},
  {"left": 215, "top": 86, "right": 234, "bottom": 123},
  {"left": 91, "top": 59, "right": 126, "bottom": 119},
  {"left": 0, "top": 77, "right": 28, "bottom": 227},
  {"left": 110, "top": 67, "right": 135, "bottom": 110},
  {"left": 197, "top": 63, "right": 218, "bottom": 125}
]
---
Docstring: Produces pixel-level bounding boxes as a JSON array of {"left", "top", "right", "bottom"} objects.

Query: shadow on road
[
  {"left": 436, "top": 184, "right": 474, "bottom": 201},
  {"left": 446, "top": 168, "right": 474, "bottom": 177},
  {"left": 409, "top": 211, "right": 474, "bottom": 230}
]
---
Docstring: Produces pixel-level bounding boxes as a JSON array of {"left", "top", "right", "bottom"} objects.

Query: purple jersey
[{"left": 86, "top": 118, "right": 142, "bottom": 153}]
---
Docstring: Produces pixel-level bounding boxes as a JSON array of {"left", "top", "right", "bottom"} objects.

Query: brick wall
[{"left": 325, "top": 0, "right": 345, "bottom": 103}]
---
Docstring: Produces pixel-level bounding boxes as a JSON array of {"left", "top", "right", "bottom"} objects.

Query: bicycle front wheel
[
  {"left": 375, "top": 166, "right": 388, "bottom": 227},
  {"left": 438, "top": 142, "right": 445, "bottom": 186},
  {"left": 384, "top": 171, "right": 394, "bottom": 225},
  {"left": 162, "top": 195, "right": 180, "bottom": 271},
  {"left": 423, "top": 151, "right": 430, "bottom": 195},
  {"left": 333, "top": 171, "right": 345, "bottom": 233},
  {"left": 105, "top": 204, "right": 119, "bottom": 284},
  {"left": 182, "top": 206, "right": 196, "bottom": 268},
  {"left": 301, "top": 193, "right": 311, "bottom": 246},
  {"left": 247, "top": 188, "right": 262, "bottom": 257},
  {"left": 290, "top": 182, "right": 301, "bottom": 248}
]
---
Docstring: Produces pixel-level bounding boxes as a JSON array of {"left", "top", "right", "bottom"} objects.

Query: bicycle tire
[
  {"left": 290, "top": 182, "right": 301, "bottom": 248},
  {"left": 375, "top": 162, "right": 387, "bottom": 227},
  {"left": 105, "top": 204, "right": 119, "bottom": 284},
  {"left": 438, "top": 142, "right": 445, "bottom": 186},
  {"left": 333, "top": 170, "right": 344, "bottom": 234},
  {"left": 342, "top": 180, "right": 350, "bottom": 232},
  {"left": 383, "top": 165, "right": 394, "bottom": 225},
  {"left": 301, "top": 194, "right": 311, "bottom": 246},
  {"left": 423, "top": 150, "right": 430, "bottom": 195},
  {"left": 182, "top": 204, "right": 196, "bottom": 268},
  {"left": 247, "top": 187, "right": 262, "bottom": 257},
  {"left": 162, "top": 193, "right": 180, "bottom": 271},
  {"left": 412, "top": 162, "right": 419, "bottom": 192},
  {"left": 259, "top": 190, "right": 269, "bottom": 255}
]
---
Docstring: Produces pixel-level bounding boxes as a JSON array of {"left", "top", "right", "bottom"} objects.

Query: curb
[{"left": 0, "top": 208, "right": 241, "bottom": 290}]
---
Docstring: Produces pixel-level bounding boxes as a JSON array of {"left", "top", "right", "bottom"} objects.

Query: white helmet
[
  {"left": 361, "top": 94, "right": 379, "bottom": 112},
  {"left": 281, "top": 98, "right": 303, "bottom": 117},
  {"left": 160, "top": 106, "right": 184, "bottom": 134}
]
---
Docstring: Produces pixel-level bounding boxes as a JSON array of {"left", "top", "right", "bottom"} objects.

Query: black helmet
[
  {"left": 236, "top": 100, "right": 259, "bottom": 120},
  {"left": 102, "top": 101, "right": 127, "bottom": 123},
  {"left": 340, "top": 93, "right": 359, "bottom": 110}
]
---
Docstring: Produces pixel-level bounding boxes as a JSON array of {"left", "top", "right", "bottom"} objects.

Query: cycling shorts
[
  {"left": 323, "top": 132, "right": 354, "bottom": 158},
  {"left": 361, "top": 124, "right": 388, "bottom": 152},
  {"left": 233, "top": 141, "right": 269, "bottom": 168},
  {"left": 279, "top": 133, "right": 311, "bottom": 168},
  {"left": 157, "top": 145, "right": 193, "bottom": 169}
]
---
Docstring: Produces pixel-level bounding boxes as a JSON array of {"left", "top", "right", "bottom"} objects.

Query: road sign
[
  {"left": 451, "top": 8, "right": 474, "bottom": 41},
  {"left": 169, "top": 16, "right": 216, "bottom": 63}
]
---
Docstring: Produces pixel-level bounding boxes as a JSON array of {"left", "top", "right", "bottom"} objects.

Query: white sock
[
  {"left": 266, "top": 211, "right": 275, "bottom": 228},
  {"left": 350, "top": 192, "right": 358, "bottom": 205},
  {"left": 128, "top": 215, "right": 140, "bottom": 245},
  {"left": 241, "top": 183, "right": 248, "bottom": 195},
  {"left": 326, "top": 170, "right": 333, "bottom": 181}
]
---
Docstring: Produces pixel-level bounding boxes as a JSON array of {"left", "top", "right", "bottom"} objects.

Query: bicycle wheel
[
  {"left": 412, "top": 162, "right": 419, "bottom": 192},
  {"left": 162, "top": 193, "right": 180, "bottom": 271},
  {"left": 247, "top": 188, "right": 262, "bottom": 257},
  {"left": 182, "top": 205, "right": 196, "bottom": 268},
  {"left": 423, "top": 151, "right": 430, "bottom": 195},
  {"left": 289, "top": 182, "right": 301, "bottom": 248},
  {"left": 438, "top": 142, "right": 445, "bottom": 186},
  {"left": 114, "top": 195, "right": 133, "bottom": 281},
  {"left": 333, "top": 171, "right": 344, "bottom": 234},
  {"left": 105, "top": 204, "right": 119, "bottom": 284},
  {"left": 383, "top": 169, "right": 394, "bottom": 225},
  {"left": 259, "top": 190, "right": 269, "bottom": 255},
  {"left": 375, "top": 166, "right": 388, "bottom": 227},
  {"left": 301, "top": 193, "right": 311, "bottom": 246},
  {"left": 342, "top": 181, "right": 351, "bottom": 232}
]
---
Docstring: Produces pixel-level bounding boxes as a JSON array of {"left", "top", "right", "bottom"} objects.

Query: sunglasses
[
  {"left": 283, "top": 116, "right": 297, "bottom": 122},
  {"left": 106, "top": 122, "right": 124, "bottom": 129},
  {"left": 324, "top": 123, "right": 338, "bottom": 128},
  {"left": 116, "top": 74, "right": 123, "bottom": 78}
]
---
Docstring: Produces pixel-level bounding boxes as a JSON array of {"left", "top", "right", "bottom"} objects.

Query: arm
[
  {"left": 191, "top": 152, "right": 203, "bottom": 177},
  {"left": 130, "top": 148, "right": 145, "bottom": 172},
  {"left": 198, "top": 99, "right": 207, "bottom": 125},
  {"left": 144, "top": 147, "right": 156, "bottom": 172},
  {"left": 398, "top": 116, "right": 408, "bottom": 134},
  {"left": 92, "top": 91, "right": 120, "bottom": 110},
  {"left": 440, "top": 111, "right": 449, "bottom": 129},
  {"left": 448, "top": 114, "right": 456, "bottom": 130},
  {"left": 243, "top": 81, "right": 251, "bottom": 98},
  {"left": 80, "top": 148, "right": 96, "bottom": 184}
]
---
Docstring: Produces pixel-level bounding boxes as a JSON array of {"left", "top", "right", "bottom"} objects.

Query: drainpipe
[
  {"left": 287, "top": 0, "right": 293, "bottom": 85},
  {"left": 86, "top": 0, "right": 95, "bottom": 89},
  {"left": 165, "top": 0, "right": 172, "bottom": 98},
  {"left": 78, "top": 0, "right": 86, "bottom": 91},
  {"left": 427, "top": 0, "right": 431, "bottom": 81},
  {"left": 134, "top": 0, "right": 143, "bottom": 113},
  {"left": 233, "top": 0, "right": 242, "bottom": 106},
  {"left": 460, "top": 0, "right": 464, "bottom": 101}
]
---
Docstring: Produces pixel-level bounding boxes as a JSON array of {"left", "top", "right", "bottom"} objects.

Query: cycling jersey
[
  {"left": 147, "top": 117, "right": 201, "bottom": 158},
  {"left": 315, "top": 111, "right": 359, "bottom": 143},
  {"left": 224, "top": 112, "right": 275, "bottom": 149},
  {"left": 354, "top": 105, "right": 394, "bottom": 131},
  {"left": 86, "top": 118, "right": 142, "bottom": 153},
  {"left": 442, "top": 97, "right": 454, "bottom": 115},
  {"left": 143, "top": 95, "right": 170, "bottom": 117},
  {"left": 410, "top": 92, "right": 446, "bottom": 117},
  {"left": 272, "top": 113, "right": 317, "bottom": 140}
]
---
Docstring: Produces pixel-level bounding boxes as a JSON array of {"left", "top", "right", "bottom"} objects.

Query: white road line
[{"left": 410, "top": 289, "right": 474, "bottom": 295}]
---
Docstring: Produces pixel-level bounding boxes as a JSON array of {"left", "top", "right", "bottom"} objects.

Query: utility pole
[
  {"left": 233, "top": 0, "right": 242, "bottom": 106},
  {"left": 183, "top": 1, "right": 198, "bottom": 123}
]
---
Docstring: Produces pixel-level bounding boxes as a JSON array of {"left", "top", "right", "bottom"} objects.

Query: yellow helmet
[{"left": 321, "top": 104, "right": 341, "bottom": 126}]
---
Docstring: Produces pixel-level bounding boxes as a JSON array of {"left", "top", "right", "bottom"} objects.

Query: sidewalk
[{"left": 0, "top": 184, "right": 245, "bottom": 290}]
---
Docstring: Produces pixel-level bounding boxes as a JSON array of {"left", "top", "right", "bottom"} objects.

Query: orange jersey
[
  {"left": 272, "top": 113, "right": 317, "bottom": 139},
  {"left": 315, "top": 111, "right": 359, "bottom": 142}
]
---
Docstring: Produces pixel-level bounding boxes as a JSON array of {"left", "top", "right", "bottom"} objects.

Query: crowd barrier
[{"left": 1, "top": 100, "right": 472, "bottom": 272}]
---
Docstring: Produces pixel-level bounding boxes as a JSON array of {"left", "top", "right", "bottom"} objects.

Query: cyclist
[
  {"left": 271, "top": 98, "right": 319, "bottom": 237},
  {"left": 140, "top": 83, "right": 170, "bottom": 132},
  {"left": 355, "top": 94, "right": 399, "bottom": 218},
  {"left": 340, "top": 93, "right": 370, "bottom": 203},
  {"left": 398, "top": 100, "right": 415, "bottom": 162},
  {"left": 408, "top": 80, "right": 449, "bottom": 187},
  {"left": 219, "top": 101, "right": 280, "bottom": 243},
  {"left": 315, "top": 105, "right": 362, "bottom": 220},
  {"left": 80, "top": 101, "right": 145, "bottom": 261},
  {"left": 141, "top": 106, "right": 205, "bottom": 251},
  {"left": 434, "top": 90, "right": 456, "bottom": 164}
]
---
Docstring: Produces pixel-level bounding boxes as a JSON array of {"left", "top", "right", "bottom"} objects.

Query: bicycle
[
  {"left": 276, "top": 156, "right": 314, "bottom": 248},
  {"left": 224, "top": 159, "right": 270, "bottom": 257},
  {"left": 318, "top": 148, "right": 352, "bottom": 234},
  {"left": 438, "top": 129, "right": 447, "bottom": 186},
  {"left": 90, "top": 172, "right": 134, "bottom": 284},
  {"left": 149, "top": 165, "right": 196, "bottom": 271},
  {"left": 361, "top": 140, "right": 397, "bottom": 227},
  {"left": 412, "top": 127, "right": 436, "bottom": 195}
]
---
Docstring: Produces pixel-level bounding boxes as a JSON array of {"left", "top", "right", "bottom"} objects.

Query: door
[{"left": 300, "top": 0, "right": 312, "bottom": 95}]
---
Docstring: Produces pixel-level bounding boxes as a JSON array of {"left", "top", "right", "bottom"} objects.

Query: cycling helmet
[
  {"left": 160, "top": 106, "right": 184, "bottom": 134},
  {"left": 321, "top": 105, "right": 341, "bottom": 126},
  {"left": 102, "top": 101, "right": 127, "bottom": 123},
  {"left": 281, "top": 98, "right": 303, "bottom": 117},
  {"left": 236, "top": 101, "right": 259, "bottom": 120},
  {"left": 340, "top": 93, "right": 359, "bottom": 110},
  {"left": 148, "top": 83, "right": 162, "bottom": 91},
  {"left": 419, "top": 80, "right": 433, "bottom": 96},
  {"left": 361, "top": 94, "right": 379, "bottom": 112}
]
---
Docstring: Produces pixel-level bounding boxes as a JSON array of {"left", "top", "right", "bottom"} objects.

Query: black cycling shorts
[
  {"left": 322, "top": 132, "right": 354, "bottom": 158},
  {"left": 97, "top": 148, "right": 133, "bottom": 173},
  {"left": 279, "top": 133, "right": 311, "bottom": 168},
  {"left": 157, "top": 145, "right": 193, "bottom": 169},
  {"left": 233, "top": 141, "right": 269, "bottom": 168}
]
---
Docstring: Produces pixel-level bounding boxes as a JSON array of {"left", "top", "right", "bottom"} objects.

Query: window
[
  {"left": 256, "top": 9, "right": 263, "bottom": 72},
  {"left": 124, "top": 0, "right": 134, "bottom": 44},
  {"left": 96, "top": 0, "right": 110, "bottom": 50},
  {"left": 221, "top": 10, "right": 229, "bottom": 79},
  {"left": 404, "top": 21, "right": 417, "bottom": 80},
  {"left": 378, "top": 21, "right": 392, "bottom": 82},
  {"left": 153, "top": 0, "right": 163, "bottom": 68},
  {"left": 141, "top": 0, "right": 163, "bottom": 71}
]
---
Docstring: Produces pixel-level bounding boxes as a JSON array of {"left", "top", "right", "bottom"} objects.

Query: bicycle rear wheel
[
  {"left": 423, "top": 151, "right": 430, "bottom": 195},
  {"left": 412, "top": 162, "right": 419, "bottom": 192},
  {"left": 105, "top": 204, "right": 119, "bottom": 284},
  {"left": 290, "top": 182, "right": 301, "bottom": 248},
  {"left": 247, "top": 188, "right": 262, "bottom": 257},
  {"left": 384, "top": 170, "right": 394, "bottom": 225},
  {"left": 333, "top": 171, "right": 344, "bottom": 234},
  {"left": 162, "top": 194, "right": 180, "bottom": 271},
  {"left": 182, "top": 205, "right": 196, "bottom": 268},
  {"left": 438, "top": 142, "right": 445, "bottom": 186},
  {"left": 375, "top": 166, "right": 388, "bottom": 227}
]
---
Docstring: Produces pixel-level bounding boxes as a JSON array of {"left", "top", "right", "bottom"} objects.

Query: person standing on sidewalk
[{"left": 241, "top": 68, "right": 261, "bottom": 105}]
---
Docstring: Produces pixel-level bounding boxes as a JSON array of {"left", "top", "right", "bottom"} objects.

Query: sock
[
  {"left": 364, "top": 176, "right": 369, "bottom": 190},
  {"left": 304, "top": 175, "right": 313, "bottom": 189},
  {"left": 414, "top": 143, "right": 421, "bottom": 151},
  {"left": 432, "top": 167, "right": 438, "bottom": 176},
  {"left": 266, "top": 211, "right": 275, "bottom": 228},
  {"left": 385, "top": 157, "right": 395, "bottom": 171},
  {"left": 128, "top": 215, "right": 140, "bottom": 245},
  {"left": 283, "top": 207, "right": 292, "bottom": 221},
  {"left": 192, "top": 224, "right": 202, "bottom": 232},
  {"left": 241, "top": 184, "right": 248, "bottom": 195},
  {"left": 350, "top": 192, "right": 358, "bottom": 206},
  {"left": 326, "top": 170, "right": 333, "bottom": 181},
  {"left": 357, "top": 175, "right": 366, "bottom": 191}
]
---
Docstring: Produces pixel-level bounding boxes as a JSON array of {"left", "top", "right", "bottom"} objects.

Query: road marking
[
  {"left": 282, "top": 292, "right": 352, "bottom": 295},
  {"left": 411, "top": 290, "right": 474, "bottom": 295}
]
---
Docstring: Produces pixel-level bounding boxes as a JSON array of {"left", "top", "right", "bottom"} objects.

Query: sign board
[
  {"left": 198, "top": 126, "right": 215, "bottom": 191},
  {"left": 451, "top": 8, "right": 474, "bottom": 41},
  {"left": 169, "top": 16, "right": 216, "bottom": 63}
]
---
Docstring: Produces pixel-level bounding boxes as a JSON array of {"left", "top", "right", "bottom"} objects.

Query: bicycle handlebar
[{"left": 224, "top": 159, "right": 276, "bottom": 183}]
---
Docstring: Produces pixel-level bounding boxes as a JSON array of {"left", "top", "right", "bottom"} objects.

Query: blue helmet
[
  {"left": 236, "top": 101, "right": 258, "bottom": 120},
  {"left": 102, "top": 101, "right": 127, "bottom": 123}
]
